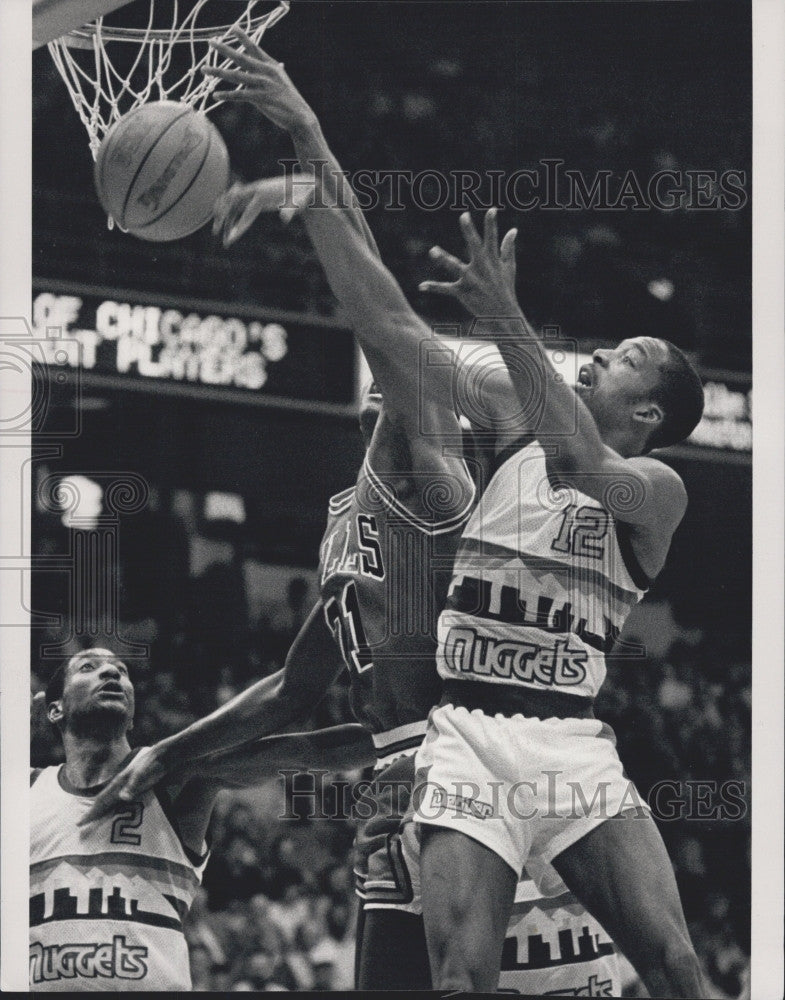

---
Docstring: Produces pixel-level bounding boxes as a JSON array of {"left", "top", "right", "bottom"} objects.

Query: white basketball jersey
[
  {"left": 499, "top": 879, "right": 620, "bottom": 996},
  {"left": 438, "top": 440, "right": 649, "bottom": 699},
  {"left": 30, "top": 763, "right": 207, "bottom": 991}
]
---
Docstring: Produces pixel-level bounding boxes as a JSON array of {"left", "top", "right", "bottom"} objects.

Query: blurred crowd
[{"left": 30, "top": 486, "right": 750, "bottom": 997}]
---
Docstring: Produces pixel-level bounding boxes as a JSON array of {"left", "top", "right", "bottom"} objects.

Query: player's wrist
[{"left": 288, "top": 109, "right": 320, "bottom": 142}]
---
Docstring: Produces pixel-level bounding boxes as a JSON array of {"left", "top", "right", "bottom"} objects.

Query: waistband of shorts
[
  {"left": 440, "top": 679, "right": 595, "bottom": 721},
  {"left": 372, "top": 720, "right": 427, "bottom": 765}
]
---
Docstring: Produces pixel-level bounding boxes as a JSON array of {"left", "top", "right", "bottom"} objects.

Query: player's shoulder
[
  {"left": 361, "top": 453, "right": 476, "bottom": 536},
  {"left": 627, "top": 454, "right": 687, "bottom": 518}
]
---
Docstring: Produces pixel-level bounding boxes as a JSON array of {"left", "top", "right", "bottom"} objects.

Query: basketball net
[{"left": 48, "top": 0, "right": 290, "bottom": 159}]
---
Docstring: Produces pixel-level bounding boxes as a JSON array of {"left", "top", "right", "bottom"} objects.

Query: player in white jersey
[
  {"left": 413, "top": 210, "right": 707, "bottom": 996},
  {"left": 31, "top": 647, "right": 373, "bottom": 991}
]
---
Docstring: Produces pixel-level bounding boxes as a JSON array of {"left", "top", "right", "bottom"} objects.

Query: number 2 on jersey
[
  {"left": 324, "top": 581, "right": 374, "bottom": 675},
  {"left": 111, "top": 802, "right": 144, "bottom": 845}
]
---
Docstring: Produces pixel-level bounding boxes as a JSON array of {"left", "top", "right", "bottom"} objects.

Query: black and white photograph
[{"left": 0, "top": 0, "right": 782, "bottom": 995}]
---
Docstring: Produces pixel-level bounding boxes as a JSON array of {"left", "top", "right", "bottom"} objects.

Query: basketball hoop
[{"left": 47, "top": 0, "right": 290, "bottom": 159}]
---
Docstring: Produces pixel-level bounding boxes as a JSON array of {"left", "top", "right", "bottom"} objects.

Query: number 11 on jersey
[{"left": 324, "top": 581, "right": 374, "bottom": 675}]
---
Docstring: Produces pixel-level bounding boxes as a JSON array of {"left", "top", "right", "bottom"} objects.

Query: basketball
[{"left": 94, "top": 101, "right": 230, "bottom": 242}]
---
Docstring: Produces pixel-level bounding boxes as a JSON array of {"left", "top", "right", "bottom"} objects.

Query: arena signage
[{"left": 32, "top": 285, "right": 356, "bottom": 408}]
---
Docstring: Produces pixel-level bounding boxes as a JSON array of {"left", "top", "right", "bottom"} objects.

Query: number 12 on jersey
[{"left": 324, "top": 581, "right": 374, "bottom": 676}]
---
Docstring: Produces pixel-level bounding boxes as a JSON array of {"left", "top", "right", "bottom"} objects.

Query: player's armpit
[{"left": 168, "top": 779, "right": 220, "bottom": 859}]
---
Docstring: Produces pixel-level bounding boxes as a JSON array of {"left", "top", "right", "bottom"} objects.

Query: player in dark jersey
[{"left": 82, "top": 29, "right": 474, "bottom": 990}]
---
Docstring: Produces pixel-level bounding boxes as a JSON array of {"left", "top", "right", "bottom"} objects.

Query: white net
[{"left": 48, "top": 0, "right": 290, "bottom": 158}]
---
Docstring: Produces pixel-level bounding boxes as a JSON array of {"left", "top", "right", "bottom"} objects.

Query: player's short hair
[
  {"left": 45, "top": 665, "right": 66, "bottom": 706},
  {"left": 644, "top": 342, "right": 705, "bottom": 452},
  {"left": 44, "top": 648, "right": 119, "bottom": 707}
]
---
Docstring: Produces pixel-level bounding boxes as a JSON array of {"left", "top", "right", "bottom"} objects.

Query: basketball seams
[
  {"left": 119, "top": 103, "right": 194, "bottom": 229},
  {"left": 132, "top": 118, "right": 217, "bottom": 234},
  {"left": 94, "top": 101, "right": 229, "bottom": 240}
]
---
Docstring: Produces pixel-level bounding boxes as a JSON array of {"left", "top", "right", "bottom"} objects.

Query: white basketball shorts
[{"left": 413, "top": 703, "right": 649, "bottom": 894}]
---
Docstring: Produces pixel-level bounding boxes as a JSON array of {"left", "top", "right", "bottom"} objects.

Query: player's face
[
  {"left": 575, "top": 337, "right": 668, "bottom": 433},
  {"left": 60, "top": 651, "right": 135, "bottom": 733}
]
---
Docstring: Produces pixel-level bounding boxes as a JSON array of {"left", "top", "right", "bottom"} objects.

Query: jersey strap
[
  {"left": 153, "top": 783, "right": 210, "bottom": 868},
  {"left": 328, "top": 485, "right": 355, "bottom": 516}
]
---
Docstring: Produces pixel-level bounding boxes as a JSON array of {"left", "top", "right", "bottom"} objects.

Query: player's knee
[{"left": 427, "top": 899, "right": 494, "bottom": 989}]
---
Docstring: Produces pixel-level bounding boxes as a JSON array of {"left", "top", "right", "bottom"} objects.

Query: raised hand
[
  {"left": 212, "top": 173, "right": 315, "bottom": 246},
  {"left": 203, "top": 28, "right": 316, "bottom": 137},
  {"left": 419, "top": 208, "right": 519, "bottom": 319}
]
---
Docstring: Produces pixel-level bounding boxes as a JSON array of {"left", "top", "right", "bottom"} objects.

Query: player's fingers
[
  {"left": 208, "top": 39, "right": 263, "bottom": 70},
  {"left": 209, "top": 38, "right": 273, "bottom": 71},
  {"left": 212, "top": 182, "right": 246, "bottom": 234},
  {"left": 209, "top": 88, "right": 271, "bottom": 105},
  {"left": 211, "top": 36, "right": 281, "bottom": 75},
  {"left": 228, "top": 26, "right": 274, "bottom": 62},
  {"left": 418, "top": 279, "right": 461, "bottom": 296},
  {"left": 428, "top": 245, "right": 465, "bottom": 278},
  {"left": 224, "top": 179, "right": 292, "bottom": 245},
  {"left": 77, "top": 783, "right": 132, "bottom": 825},
  {"left": 483, "top": 206, "right": 499, "bottom": 254},
  {"left": 224, "top": 205, "right": 261, "bottom": 246},
  {"left": 458, "top": 211, "right": 483, "bottom": 252},
  {"left": 499, "top": 227, "right": 518, "bottom": 262},
  {"left": 202, "top": 66, "right": 265, "bottom": 87}
]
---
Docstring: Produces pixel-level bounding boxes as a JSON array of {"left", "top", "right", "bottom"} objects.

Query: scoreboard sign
[{"left": 32, "top": 283, "right": 356, "bottom": 409}]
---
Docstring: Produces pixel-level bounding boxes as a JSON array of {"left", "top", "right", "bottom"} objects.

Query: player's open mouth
[
  {"left": 577, "top": 364, "right": 594, "bottom": 390},
  {"left": 97, "top": 683, "right": 125, "bottom": 697}
]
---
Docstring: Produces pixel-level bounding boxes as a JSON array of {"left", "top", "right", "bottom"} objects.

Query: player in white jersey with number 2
[{"left": 30, "top": 647, "right": 373, "bottom": 991}]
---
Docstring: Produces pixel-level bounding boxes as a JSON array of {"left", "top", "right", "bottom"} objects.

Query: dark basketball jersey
[{"left": 319, "top": 452, "right": 475, "bottom": 749}]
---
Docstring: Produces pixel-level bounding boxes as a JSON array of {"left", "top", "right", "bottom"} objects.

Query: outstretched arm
[
  {"left": 422, "top": 209, "right": 687, "bottom": 554},
  {"left": 208, "top": 29, "right": 377, "bottom": 257},
  {"left": 80, "top": 601, "right": 345, "bottom": 822},
  {"left": 177, "top": 723, "right": 375, "bottom": 789},
  {"left": 167, "top": 723, "right": 376, "bottom": 857},
  {"left": 206, "top": 34, "right": 462, "bottom": 449}
]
